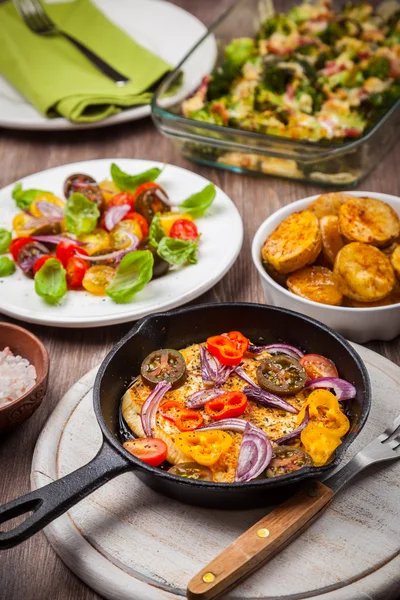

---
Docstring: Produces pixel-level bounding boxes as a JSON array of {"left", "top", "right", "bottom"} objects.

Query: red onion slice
[
  {"left": 275, "top": 406, "right": 310, "bottom": 445},
  {"left": 19, "top": 255, "right": 38, "bottom": 274},
  {"left": 104, "top": 204, "right": 131, "bottom": 232},
  {"left": 243, "top": 385, "right": 299, "bottom": 414},
  {"left": 198, "top": 418, "right": 248, "bottom": 433},
  {"left": 234, "top": 365, "right": 256, "bottom": 387},
  {"left": 248, "top": 343, "right": 304, "bottom": 359},
  {"left": 185, "top": 388, "right": 226, "bottom": 409},
  {"left": 20, "top": 217, "right": 62, "bottom": 231},
  {"left": 306, "top": 377, "right": 356, "bottom": 401},
  {"left": 200, "top": 346, "right": 237, "bottom": 387},
  {"left": 32, "top": 235, "right": 84, "bottom": 245},
  {"left": 35, "top": 201, "right": 64, "bottom": 219},
  {"left": 140, "top": 381, "right": 172, "bottom": 437},
  {"left": 235, "top": 422, "right": 273, "bottom": 482}
]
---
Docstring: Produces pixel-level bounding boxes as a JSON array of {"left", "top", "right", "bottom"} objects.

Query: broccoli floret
[
  {"left": 296, "top": 43, "right": 321, "bottom": 57},
  {"left": 359, "top": 81, "right": 400, "bottom": 125},
  {"left": 363, "top": 56, "right": 390, "bottom": 79},
  {"left": 262, "top": 65, "right": 294, "bottom": 95},
  {"left": 254, "top": 85, "right": 284, "bottom": 111},
  {"left": 319, "top": 21, "right": 347, "bottom": 44},
  {"left": 189, "top": 107, "right": 225, "bottom": 126},
  {"left": 258, "top": 15, "right": 294, "bottom": 39},
  {"left": 224, "top": 38, "right": 255, "bottom": 70}
]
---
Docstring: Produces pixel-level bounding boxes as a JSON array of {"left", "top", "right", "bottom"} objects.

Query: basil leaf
[
  {"left": 12, "top": 183, "right": 50, "bottom": 211},
  {"left": 178, "top": 183, "right": 216, "bottom": 218},
  {"left": 110, "top": 163, "right": 162, "bottom": 192},
  {"left": 65, "top": 192, "right": 100, "bottom": 236},
  {"left": 106, "top": 250, "right": 154, "bottom": 304},
  {"left": 157, "top": 237, "right": 198, "bottom": 266},
  {"left": 0, "top": 256, "right": 15, "bottom": 277},
  {"left": 0, "top": 229, "right": 11, "bottom": 254},
  {"left": 149, "top": 213, "right": 166, "bottom": 248},
  {"left": 34, "top": 258, "right": 67, "bottom": 304}
]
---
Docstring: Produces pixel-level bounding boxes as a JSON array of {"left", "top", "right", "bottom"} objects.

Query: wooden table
[{"left": 0, "top": 2, "right": 399, "bottom": 598}]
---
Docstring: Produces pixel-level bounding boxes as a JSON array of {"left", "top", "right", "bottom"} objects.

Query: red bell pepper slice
[
  {"left": 205, "top": 391, "right": 248, "bottom": 421},
  {"left": 159, "top": 400, "right": 203, "bottom": 431},
  {"left": 207, "top": 335, "right": 243, "bottom": 366}
]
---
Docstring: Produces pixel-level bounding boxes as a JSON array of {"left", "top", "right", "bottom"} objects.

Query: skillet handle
[
  {"left": 0, "top": 441, "right": 130, "bottom": 549},
  {"left": 187, "top": 481, "right": 334, "bottom": 600}
]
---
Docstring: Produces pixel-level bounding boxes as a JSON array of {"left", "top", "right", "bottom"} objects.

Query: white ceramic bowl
[{"left": 252, "top": 191, "right": 400, "bottom": 343}]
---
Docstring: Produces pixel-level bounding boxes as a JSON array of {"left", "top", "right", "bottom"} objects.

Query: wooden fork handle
[{"left": 187, "top": 481, "right": 334, "bottom": 600}]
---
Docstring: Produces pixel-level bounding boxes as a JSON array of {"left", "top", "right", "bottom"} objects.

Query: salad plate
[
  {"left": 0, "top": 0, "right": 216, "bottom": 131},
  {"left": 0, "top": 159, "right": 243, "bottom": 327}
]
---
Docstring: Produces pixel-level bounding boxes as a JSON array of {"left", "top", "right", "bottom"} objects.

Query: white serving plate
[
  {"left": 252, "top": 191, "right": 400, "bottom": 343},
  {"left": 0, "top": 158, "right": 243, "bottom": 327},
  {"left": 0, "top": 0, "right": 216, "bottom": 131}
]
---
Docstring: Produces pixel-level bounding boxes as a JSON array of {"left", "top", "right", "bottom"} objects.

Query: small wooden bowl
[{"left": 0, "top": 322, "right": 49, "bottom": 432}]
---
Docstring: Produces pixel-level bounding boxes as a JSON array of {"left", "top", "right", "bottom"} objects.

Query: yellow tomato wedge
[
  {"left": 78, "top": 229, "right": 111, "bottom": 256},
  {"left": 159, "top": 212, "right": 193, "bottom": 235},
  {"left": 30, "top": 193, "right": 65, "bottom": 217},
  {"left": 12, "top": 213, "right": 35, "bottom": 237},
  {"left": 82, "top": 265, "right": 115, "bottom": 296},
  {"left": 175, "top": 430, "right": 232, "bottom": 466},
  {"left": 99, "top": 180, "right": 120, "bottom": 204},
  {"left": 110, "top": 220, "right": 143, "bottom": 247}
]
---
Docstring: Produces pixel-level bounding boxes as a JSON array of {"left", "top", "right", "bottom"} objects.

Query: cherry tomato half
[
  {"left": 9, "top": 237, "right": 34, "bottom": 261},
  {"left": 109, "top": 192, "right": 135, "bottom": 210},
  {"left": 82, "top": 265, "right": 115, "bottom": 295},
  {"left": 300, "top": 354, "right": 339, "bottom": 380},
  {"left": 66, "top": 256, "right": 88, "bottom": 289},
  {"left": 56, "top": 240, "right": 88, "bottom": 267},
  {"left": 123, "top": 211, "right": 149, "bottom": 238},
  {"left": 33, "top": 255, "right": 53, "bottom": 275},
  {"left": 122, "top": 437, "right": 168, "bottom": 467},
  {"left": 132, "top": 182, "right": 163, "bottom": 203},
  {"left": 170, "top": 219, "right": 199, "bottom": 241}
]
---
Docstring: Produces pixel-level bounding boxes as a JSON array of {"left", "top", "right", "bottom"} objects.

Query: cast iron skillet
[{"left": 0, "top": 303, "right": 371, "bottom": 549}]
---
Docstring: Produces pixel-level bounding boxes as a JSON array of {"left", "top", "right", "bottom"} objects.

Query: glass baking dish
[{"left": 152, "top": 0, "right": 400, "bottom": 187}]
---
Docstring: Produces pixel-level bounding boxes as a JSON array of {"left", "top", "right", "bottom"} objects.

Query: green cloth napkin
[{"left": 0, "top": 0, "right": 172, "bottom": 122}]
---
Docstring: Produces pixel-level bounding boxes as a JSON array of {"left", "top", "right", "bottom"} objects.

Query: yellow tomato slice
[
  {"left": 82, "top": 265, "right": 116, "bottom": 296},
  {"left": 12, "top": 213, "right": 35, "bottom": 237},
  {"left": 110, "top": 220, "right": 143, "bottom": 248},
  {"left": 175, "top": 430, "right": 232, "bottom": 466},
  {"left": 78, "top": 229, "right": 111, "bottom": 256},
  {"left": 99, "top": 180, "right": 120, "bottom": 204},
  {"left": 300, "top": 422, "right": 342, "bottom": 467},
  {"left": 298, "top": 389, "right": 350, "bottom": 438},
  {"left": 30, "top": 193, "right": 65, "bottom": 217},
  {"left": 159, "top": 212, "right": 193, "bottom": 235}
]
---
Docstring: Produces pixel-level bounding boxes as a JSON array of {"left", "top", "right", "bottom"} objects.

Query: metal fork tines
[
  {"left": 13, "top": 0, "right": 129, "bottom": 85},
  {"left": 326, "top": 414, "right": 400, "bottom": 495}
]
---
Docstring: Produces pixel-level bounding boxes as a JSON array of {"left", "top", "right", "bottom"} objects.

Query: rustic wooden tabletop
[{"left": 0, "top": 1, "right": 399, "bottom": 598}]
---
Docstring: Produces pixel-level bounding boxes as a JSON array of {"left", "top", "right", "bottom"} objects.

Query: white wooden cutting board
[{"left": 31, "top": 343, "right": 400, "bottom": 600}]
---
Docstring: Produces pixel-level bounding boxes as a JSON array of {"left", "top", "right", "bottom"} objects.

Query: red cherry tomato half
[
  {"left": 56, "top": 241, "right": 88, "bottom": 267},
  {"left": 9, "top": 237, "right": 34, "bottom": 261},
  {"left": 122, "top": 437, "right": 168, "bottom": 467},
  {"left": 300, "top": 354, "right": 339, "bottom": 380},
  {"left": 170, "top": 219, "right": 199, "bottom": 241},
  {"left": 66, "top": 256, "right": 89, "bottom": 289},
  {"left": 123, "top": 211, "right": 149, "bottom": 238},
  {"left": 33, "top": 255, "right": 53, "bottom": 275},
  {"left": 109, "top": 192, "right": 135, "bottom": 210},
  {"left": 132, "top": 182, "right": 163, "bottom": 203}
]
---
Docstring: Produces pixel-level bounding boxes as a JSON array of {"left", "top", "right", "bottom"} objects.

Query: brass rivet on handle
[
  {"left": 257, "top": 528, "right": 270, "bottom": 538},
  {"left": 203, "top": 572, "right": 216, "bottom": 583}
]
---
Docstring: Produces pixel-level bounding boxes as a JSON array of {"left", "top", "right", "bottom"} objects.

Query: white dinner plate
[
  {"left": 0, "top": 0, "right": 216, "bottom": 131},
  {"left": 0, "top": 159, "right": 243, "bottom": 327}
]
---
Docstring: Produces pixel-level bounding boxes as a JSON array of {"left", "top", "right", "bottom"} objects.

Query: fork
[
  {"left": 187, "top": 414, "right": 400, "bottom": 600},
  {"left": 13, "top": 0, "right": 129, "bottom": 86}
]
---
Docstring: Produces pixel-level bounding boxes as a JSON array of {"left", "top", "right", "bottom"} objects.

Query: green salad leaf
[
  {"left": 149, "top": 213, "right": 166, "bottom": 248},
  {"left": 65, "top": 193, "right": 100, "bottom": 236},
  {"left": 178, "top": 184, "right": 216, "bottom": 218},
  {"left": 110, "top": 163, "right": 162, "bottom": 192},
  {"left": 0, "top": 256, "right": 15, "bottom": 277},
  {"left": 34, "top": 258, "right": 67, "bottom": 304},
  {"left": 12, "top": 183, "right": 50, "bottom": 211},
  {"left": 106, "top": 250, "right": 154, "bottom": 304},
  {"left": 157, "top": 237, "right": 198, "bottom": 266},
  {"left": 0, "top": 229, "right": 12, "bottom": 254}
]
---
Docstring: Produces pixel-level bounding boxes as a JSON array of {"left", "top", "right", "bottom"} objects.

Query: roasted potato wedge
[
  {"left": 262, "top": 211, "right": 322, "bottom": 274},
  {"left": 334, "top": 242, "right": 395, "bottom": 302},
  {"left": 344, "top": 283, "right": 400, "bottom": 307},
  {"left": 287, "top": 266, "right": 343, "bottom": 305},
  {"left": 262, "top": 261, "right": 288, "bottom": 288},
  {"left": 308, "top": 192, "right": 354, "bottom": 218},
  {"left": 320, "top": 215, "right": 345, "bottom": 266},
  {"left": 339, "top": 197, "right": 400, "bottom": 247},
  {"left": 391, "top": 245, "right": 400, "bottom": 279}
]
